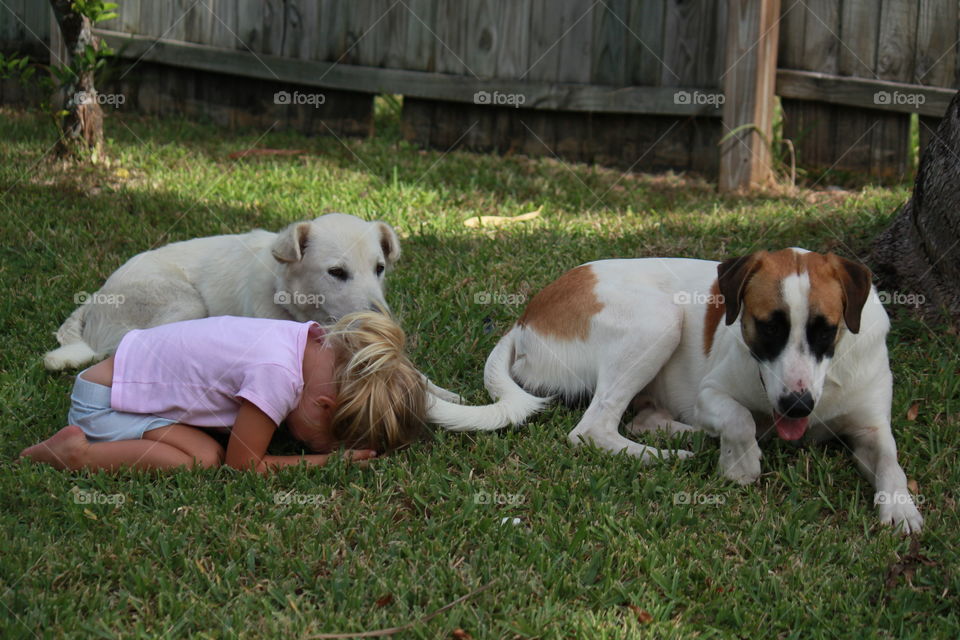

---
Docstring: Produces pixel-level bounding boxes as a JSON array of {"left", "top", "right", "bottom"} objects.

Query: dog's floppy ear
[
  {"left": 271, "top": 222, "right": 312, "bottom": 263},
  {"left": 376, "top": 222, "right": 401, "bottom": 267},
  {"left": 717, "top": 252, "right": 762, "bottom": 325},
  {"left": 828, "top": 254, "right": 872, "bottom": 334}
]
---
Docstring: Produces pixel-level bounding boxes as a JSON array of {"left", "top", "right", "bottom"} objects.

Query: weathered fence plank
[
  {"left": 720, "top": 0, "right": 781, "bottom": 192},
  {"left": 916, "top": 0, "right": 958, "bottom": 155}
]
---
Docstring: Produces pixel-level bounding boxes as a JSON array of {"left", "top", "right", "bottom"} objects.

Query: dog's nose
[{"left": 778, "top": 391, "right": 814, "bottom": 418}]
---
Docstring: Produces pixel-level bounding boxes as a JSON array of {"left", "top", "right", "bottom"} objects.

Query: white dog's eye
[
  {"left": 375, "top": 263, "right": 385, "bottom": 276},
  {"left": 328, "top": 267, "right": 348, "bottom": 281}
]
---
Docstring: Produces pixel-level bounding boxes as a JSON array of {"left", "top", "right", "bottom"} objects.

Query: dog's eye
[
  {"left": 806, "top": 315, "right": 838, "bottom": 359},
  {"left": 756, "top": 315, "right": 787, "bottom": 337},
  {"left": 375, "top": 263, "right": 385, "bottom": 276},
  {"left": 328, "top": 267, "right": 349, "bottom": 281},
  {"left": 748, "top": 310, "right": 790, "bottom": 361}
]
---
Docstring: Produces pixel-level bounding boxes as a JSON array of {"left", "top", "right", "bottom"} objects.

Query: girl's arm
[{"left": 225, "top": 401, "right": 375, "bottom": 473}]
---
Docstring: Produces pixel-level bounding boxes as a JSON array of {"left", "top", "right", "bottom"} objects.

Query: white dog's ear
[
  {"left": 272, "top": 222, "right": 311, "bottom": 263},
  {"left": 376, "top": 222, "right": 401, "bottom": 266}
]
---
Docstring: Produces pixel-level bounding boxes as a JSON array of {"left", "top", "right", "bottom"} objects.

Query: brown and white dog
[{"left": 428, "top": 248, "right": 923, "bottom": 533}]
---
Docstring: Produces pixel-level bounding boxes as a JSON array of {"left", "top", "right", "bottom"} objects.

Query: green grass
[{"left": 1, "top": 101, "right": 958, "bottom": 639}]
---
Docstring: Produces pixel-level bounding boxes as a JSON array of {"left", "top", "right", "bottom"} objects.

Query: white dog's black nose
[{"left": 778, "top": 391, "right": 814, "bottom": 418}]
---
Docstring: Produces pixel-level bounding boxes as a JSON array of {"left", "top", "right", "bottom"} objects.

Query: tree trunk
[
  {"left": 872, "top": 91, "right": 960, "bottom": 326},
  {"left": 49, "top": 0, "right": 103, "bottom": 156}
]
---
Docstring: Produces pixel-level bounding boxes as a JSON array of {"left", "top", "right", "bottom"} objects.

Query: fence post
[{"left": 719, "top": 0, "right": 781, "bottom": 192}]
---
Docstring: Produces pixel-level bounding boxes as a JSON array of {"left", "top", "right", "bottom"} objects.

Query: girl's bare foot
[{"left": 19, "top": 425, "right": 89, "bottom": 470}]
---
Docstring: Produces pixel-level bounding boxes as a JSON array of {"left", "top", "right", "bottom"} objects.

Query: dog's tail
[
  {"left": 427, "top": 327, "right": 551, "bottom": 431},
  {"left": 43, "top": 306, "right": 98, "bottom": 371}
]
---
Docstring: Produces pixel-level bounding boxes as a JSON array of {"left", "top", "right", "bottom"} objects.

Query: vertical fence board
[
  {"left": 916, "top": 0, "right": 957, "bottom": 155},
  {"left": 592, "top": 0, "right": 627, "bottom": 86},
  {"left": 827, "top": 0, "right": 880, "bottom": 175},
  {"left": 870, "top": 0, "right": 917, "bottom": 180},
  {"left": 720, "top": 0, "right": 781, "bottom": 191},
  {"left": 261, "top": 0, "right": 284, "bottom": 55},
  {"left": 519, "top": 0, "right": 566, "bottom": 159},
  {"left": 315, "top": 2, "right": 346, "bottom": 63},
  {"left": 592, "top": 0, "right": 629, "bottom": 166},
  {"left": 235, "top": 0, "right": 261, "bottom": 52},
  {"left": 627, "top": 0, "right": 666, "bottom": 86},
  {"left": 434, "top": 3, "right": 467, "bottom": 75},
  {"left": 283, "top": 0, "right": 315, "bottom": 59},
  {"left": 401, "top": 0, "right": 437, "bottom": 71}
]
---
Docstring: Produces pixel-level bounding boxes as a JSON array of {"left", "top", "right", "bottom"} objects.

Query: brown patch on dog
[
  {"left": 702, "top": 280, "right": 725, "bottom": 356},
  {"left": 517, "top": 265, "right": 603, "bottom": 341},
  {"left": 739, "top": 250, "right": 797, "bottom": 321},
  {"left": 800, "top": 253, "right": 846, "bottom": 328}
]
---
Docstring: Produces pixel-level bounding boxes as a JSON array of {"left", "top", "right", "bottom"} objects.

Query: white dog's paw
[
  {"left": 876, "top": 492, "right": 924, "bottom": 534},
  {"left": 719, "top": 439, "right": 762, "bottom": 485}
]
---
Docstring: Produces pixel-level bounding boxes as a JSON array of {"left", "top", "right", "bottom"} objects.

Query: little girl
[{"left": 21, "top": 311, "right": 427, "bottom": 473}]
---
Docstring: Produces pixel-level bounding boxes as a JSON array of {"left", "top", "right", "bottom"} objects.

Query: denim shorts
[{"left": 68, "top": 372, "right": 176, "bottom": 442}]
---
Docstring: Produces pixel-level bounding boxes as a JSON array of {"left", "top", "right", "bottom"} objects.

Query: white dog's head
[
  {"left": 271, "top": 213, "right": 400, "bottom": 323},
  {"left": 717, "top": 248, "right": 872, "bottom": 441}
]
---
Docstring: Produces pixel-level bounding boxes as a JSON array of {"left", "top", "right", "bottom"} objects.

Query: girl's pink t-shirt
[{"left": 111, "top": 316, "right": 320, "bottom": 428}]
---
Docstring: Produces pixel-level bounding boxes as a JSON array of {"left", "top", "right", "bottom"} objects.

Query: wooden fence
[{"left": 1, "top": 1, "right": 958, "bottom": 188}]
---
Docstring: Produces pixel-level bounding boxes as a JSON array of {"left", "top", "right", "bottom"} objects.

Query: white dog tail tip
[
  {"left": 426, "top": 329, "right": 551, "bottom": 431},
  {"left": 43, "top": 341, "right": 98, "bottom": 371}
]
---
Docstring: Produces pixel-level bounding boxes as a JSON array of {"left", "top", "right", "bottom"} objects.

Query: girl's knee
[{"left": 193, "top": 441, "right": 225, "bottom": 468}]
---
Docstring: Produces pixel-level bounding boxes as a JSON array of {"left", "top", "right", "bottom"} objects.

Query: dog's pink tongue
[{"left": 774, "top": 413, "right": 809, "bottom": 441}]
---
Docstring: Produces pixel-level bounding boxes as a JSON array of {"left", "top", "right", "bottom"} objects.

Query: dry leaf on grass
[
  {"left": 463, "top": 208, "right": 542, "bottom": 228},
  {"left": 906, "top": 402, "right": 920, "bottom": 421},
  {"left": 626, "top": 604, "right": 653, "bottom": 624}
]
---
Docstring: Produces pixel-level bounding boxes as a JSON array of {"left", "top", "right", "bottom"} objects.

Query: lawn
[{"left": 1, "top": 101, "right": 958, "bottom": 639}]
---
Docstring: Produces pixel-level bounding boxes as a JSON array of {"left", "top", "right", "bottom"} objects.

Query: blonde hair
[{"left": 323, "top": 310, "right": 428, "bottom": 452}]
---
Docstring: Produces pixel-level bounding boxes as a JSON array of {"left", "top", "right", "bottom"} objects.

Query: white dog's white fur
[
  {"left": 429, "top": 249, "right": 923, "bottom": 533},
  {"left": 44, "top": 213, "right": 400, "bottom": 371}
]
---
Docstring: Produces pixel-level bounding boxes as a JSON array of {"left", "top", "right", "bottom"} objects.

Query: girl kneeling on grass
[{"left": 21, "top": 311, "right": 427, "bottom": 473}]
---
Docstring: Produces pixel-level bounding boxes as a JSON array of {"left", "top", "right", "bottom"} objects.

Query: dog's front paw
[
  {"left": 719, "top": 438, "right": 761, "bottom": 485},
  {"left": 876, "top": 492, "right": 924, "bottom": 534}
]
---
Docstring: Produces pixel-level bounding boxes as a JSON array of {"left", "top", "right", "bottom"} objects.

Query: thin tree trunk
[
  {"left": 872, "top": 91, "right": 960, "bottom": 326},
  {"left": 49, "top": 0, "right": 104, "bottom": 156}
]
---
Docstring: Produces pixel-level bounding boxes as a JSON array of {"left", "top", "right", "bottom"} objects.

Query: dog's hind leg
[
  {"left": 567, "top": 310, "right": 693, "bottom": 463},
  {"left": 81, "top": 280, "right": 208, "bottom": 356},
  {"left": 626, "top": 396, "right": 701, "bottom": 437}
]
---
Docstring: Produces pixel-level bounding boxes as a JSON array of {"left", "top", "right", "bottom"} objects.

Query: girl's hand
[
  {"left": 339, "top": 449, "right": 378, "bottom": 465},
  {"left": 226, "top": 400, "right": 379, "bottom": 472}
]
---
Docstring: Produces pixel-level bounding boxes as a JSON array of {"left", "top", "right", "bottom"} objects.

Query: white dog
[
  {"left": 428, "top": 249, "right": 923, "bottom": 533},
  {"left": 44, "top": 213, "right": 400, "bottom": 371}
]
